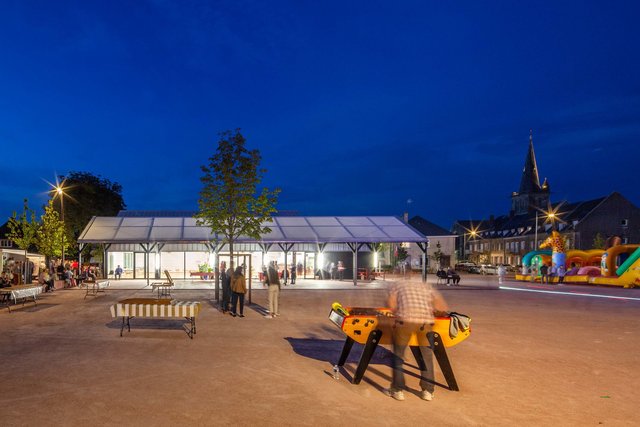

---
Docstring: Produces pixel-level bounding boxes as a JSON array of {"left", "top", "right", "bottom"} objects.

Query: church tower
[{"left": 511, "top": 131, "right": 550, "bottom": 215}]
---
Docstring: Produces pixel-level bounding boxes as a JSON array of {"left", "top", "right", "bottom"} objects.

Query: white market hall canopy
[{"left": 78, "top": 215, "right": 427, "bottom": 252}]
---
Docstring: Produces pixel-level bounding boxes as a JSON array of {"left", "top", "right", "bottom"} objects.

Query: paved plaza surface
[{"left": 1, "top": 275, "right": 639, "bottom": 426}]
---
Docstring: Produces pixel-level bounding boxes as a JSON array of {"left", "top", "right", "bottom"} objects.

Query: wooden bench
[
  {"left": 84, "top": 280, "right": 110, "bottom": 299},
  {"left": 110, "top": 298, "right": 201, "bottom": 339},
  {"left": 189, "top": 271, "right": 214, "bottom": 280}
]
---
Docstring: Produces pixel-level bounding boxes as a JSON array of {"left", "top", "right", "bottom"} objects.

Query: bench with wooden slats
[{"left": 110, "top": 298, "right": 201, "bottom": 338}]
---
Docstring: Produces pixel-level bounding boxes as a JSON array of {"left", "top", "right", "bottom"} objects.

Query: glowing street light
[
  {"left": 48, "top": 179, "right": 67, "bottom": 265},
  {"left": 533, "top": 202, "right": 566, "bottom": 249},
  {"left": 461, "top": 223, "right": 481, "bottom": 262}
]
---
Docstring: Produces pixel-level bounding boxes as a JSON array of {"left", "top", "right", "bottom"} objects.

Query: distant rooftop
[{"left": 409, "top": 216, "right": 454, "bottom": 236}]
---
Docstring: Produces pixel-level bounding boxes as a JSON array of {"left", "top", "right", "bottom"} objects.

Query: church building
[{"left": 452, "top": 132, "right": 640, "bottom": 266}]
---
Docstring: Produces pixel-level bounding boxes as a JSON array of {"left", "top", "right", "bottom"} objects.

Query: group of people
[
  {"left": 436, "top": 267, "right": 461, "bottom": 286},
  {"left": 328, "top": 261, "right": 345, "bottom": 280},
  {"left": 280, "top": 263, "right": 297, "bottom": 285},
  {"left": 0, "top": 258, "right": 36, "bottom": 286},
  {"left": 220, "top": 262, "right": 248, "bottom": 317},
  {"left": 0, "top": 257, "right": 98, "bottom": 292},
  {"left": 220, "top": 261, "right": 283, "bottom": 318},
  {"left": 536, "top": 263, "right": 567, "bottom": 284}
]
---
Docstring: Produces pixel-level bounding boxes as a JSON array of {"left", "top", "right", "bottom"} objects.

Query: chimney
[{"left": 403, "top": 212, "right": 409, "bottom": 223}]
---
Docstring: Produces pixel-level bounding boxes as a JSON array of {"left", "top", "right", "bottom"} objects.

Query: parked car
[
  {"left": 480, "top": 264, "right": 498, "bottom": 275},
  {"left": 455, "top": 262, "right": 477, "bottom": 272},
  {"left": 468, "top": 265, "right": 482, "bottom": 274}
]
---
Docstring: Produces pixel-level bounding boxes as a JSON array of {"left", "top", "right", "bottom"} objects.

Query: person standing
[
  {"left": 557, "top": 264, "right": 566, "bottom": 285},
  {"left": 337, "top": 261, "right": 345, "bottom": 281},
  {"left": 230, "top": 266, "right": 246, "bottom": 317},
  {"left": 540, "top": 263, "right": 549, "bottom": 284},
  {"left": 266, "top": 261, "right": 281, "bottom": 318},
  {"left": 497, "top": 264, "right": 506, "bottom": 285},
  {"left": 386, "top": 279, "right": 448, "bottom": 402},
  {"left": 281, "top": 263, "right": 288, "bottom": 285},
  {"left": 221, "top": 266, "right": 232, "bottom": 314},
  {"left": 289, "top": 264, "right": 296, "bottom": 285},
  {"left": 529, "top": 264, "right": 537, "bottom": 283}
]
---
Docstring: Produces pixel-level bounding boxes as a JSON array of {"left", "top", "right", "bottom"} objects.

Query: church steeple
[
  {"left": 511, "top": 130, "right": 550, "bottom": 215},
  {"left": 518, "top": 130, "right": 542, "bottom": 194}
]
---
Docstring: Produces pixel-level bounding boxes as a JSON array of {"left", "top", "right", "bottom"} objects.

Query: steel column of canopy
[
  {"left": 346, "top": 242, "right": 358, "bottom": 286},
  {"left": 278, "top": 243, "right": 294, "bottom": 284},
  {"left": 205, "top": 242, "right": 220, "bottom": 301},
  {"left": 102, "top": 244, "right": 111, "bottom": 279},
  {"left": 78, "top": 243, "right": 84, "bottom": 278},
  {"left": 317, "top": 243, "right": 327, "bottom": 280},
  {"left": 417, "top": 241, "right": 429, "bottom": 283}
]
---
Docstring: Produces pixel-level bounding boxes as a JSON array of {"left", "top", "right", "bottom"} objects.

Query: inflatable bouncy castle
[
  {"left": 539, "top": 231, "right": 566, "bottom": 270},
  {"left": 517, "top": 243, "right": 640, "bottom": 288}
]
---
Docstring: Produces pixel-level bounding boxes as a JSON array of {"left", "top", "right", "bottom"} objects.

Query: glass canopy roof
[{"left": 78, "top": 216, "right": 427, "bottom": 244}]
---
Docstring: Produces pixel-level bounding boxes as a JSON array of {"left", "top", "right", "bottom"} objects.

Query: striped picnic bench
[{"left": 110, "top": 298, "right": 201, "bottom": 339}]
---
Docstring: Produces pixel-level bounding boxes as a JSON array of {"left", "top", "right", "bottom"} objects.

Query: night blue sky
[{"left": 1, "top": 1, "right": 639, "bottom": 229}]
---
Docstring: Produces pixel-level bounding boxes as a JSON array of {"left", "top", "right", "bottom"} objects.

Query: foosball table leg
[
  {"left": 410, "top": 346, "right": 427, "bottom": 371},
  {"left": 337, "top": 336, "right": 355, "bottom": 367},
  {"left": 428, "top": 331, "right": 459, "bottom": 391},
  {"left": 353, "top": 329, "right": 382, "bottom": 385}
]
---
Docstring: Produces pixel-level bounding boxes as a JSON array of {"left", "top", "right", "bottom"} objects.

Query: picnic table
[
  {"left": 110, "top": 298, "right": 201, "bottom": 339},
  {"left": 0, "top": 284, "right": 45, "bottom": 312}
]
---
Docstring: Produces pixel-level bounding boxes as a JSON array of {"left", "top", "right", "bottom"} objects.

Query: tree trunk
[
  {"left": 229, "top": 240, "right": 234, "bottom": 270},
  {"left": 24, "top": 248, "right": 28, "bottom": 284}
]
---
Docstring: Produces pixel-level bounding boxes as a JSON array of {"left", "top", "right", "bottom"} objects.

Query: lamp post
[
  {"left": 56, "top": 185, "right": 65, "bottom": 265},
  {"left": 466, "top": 229, "right": 478, "bottom": 263}
]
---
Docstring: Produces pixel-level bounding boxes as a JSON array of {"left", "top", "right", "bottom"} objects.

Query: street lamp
[
  {"left": 53, "top": 183, "right": 66, "bottom": 265},
  {"left": 464, "top": 228, "right": 479, "bottom": 262}
]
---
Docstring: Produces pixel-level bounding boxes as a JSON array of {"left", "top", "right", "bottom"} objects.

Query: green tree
[
  {"left": 37, "top": 200, "right": 69, "bottom": 260},
  {"left": 431, "top": 241, "right": 443, "bottom": 268},
  {"left": 396, "top": 245, "right": 408, "bottom": 262},
  {"left": 7, "top": 199, "right": 39, "bottom": 281},
  {"left": 51, "top": 171, "right": 126, "bottom": 258},
  {"left": 592, "top": 233, "right": 605, "bottom": 250},
  {"left": 196, "top": 129, "right": 280, "bottom": 268}
]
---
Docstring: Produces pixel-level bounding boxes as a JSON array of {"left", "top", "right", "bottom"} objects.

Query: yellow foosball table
[{"left": 329, "top": 303, "right": 471, "bottom": 390}]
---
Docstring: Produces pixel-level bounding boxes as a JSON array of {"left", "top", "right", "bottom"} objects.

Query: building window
[
  {"left": 622, "top": 237, "right": 629, "bottom": 244},
  {"left": 621, "top": 219, "right": 629, "bottom": 226}
]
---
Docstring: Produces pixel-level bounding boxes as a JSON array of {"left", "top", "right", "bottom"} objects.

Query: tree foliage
[
  {"left": 196, "top": 129, "right": 280, "bottom": 267},
  {"left": 431, "top": 241, "right": 443, "bottom": 267},
  {"left": 52, "top": 171, "right": 126, "bottom": 257},
  {"left": 592, "top": 232, "right": 605, "bottom": 250},
  {"left": 7, "top": 199, "right": 39, "bottom": 253},
  {"left": 37, "top": 200, "right": 69, "bottom": 259}
]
